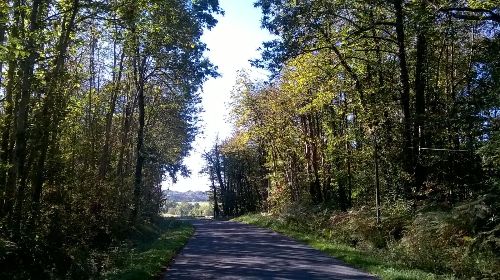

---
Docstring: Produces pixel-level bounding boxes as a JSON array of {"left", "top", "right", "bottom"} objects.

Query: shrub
[
  {"left": 388, "top": 199, "right": 499, "bottom": 278},
  {"left": 261, "top": 197, "right": 498, "bottom": 279},
  {"left": 325, "top": 201, "right": 411, "bottom": 250}
]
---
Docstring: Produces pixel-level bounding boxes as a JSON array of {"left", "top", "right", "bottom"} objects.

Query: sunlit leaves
[{"left": 0, "top": 0, "right": 221, "bottom": 278}]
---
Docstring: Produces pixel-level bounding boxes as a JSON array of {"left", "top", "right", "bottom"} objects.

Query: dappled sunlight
[{"left": 164, "top": 220, "right": 376, "bottom": 279}]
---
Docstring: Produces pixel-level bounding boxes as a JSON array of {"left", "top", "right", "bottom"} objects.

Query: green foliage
[
  {"left": 234, "top": 213, "right": 454, "bottom": 280},
  {"left": 215, "top": 2, "right": 499, "bottom": 278},
  {"left": 231, "top": 0, "right": 500, "bottom": 210},
  {"left": 166, "top": 201, "right": 212, "bottom": 217},
  {"left": 0, "top": 0, "right": 221, "bottom": 278},
  {"left": 389, "top": 198, "right": 499, "bottom": 278},
  {"left": 235, "top": 197, "right": 500, "bottom": 279},
  {"left": 202, "top": 138, "right": 267, "bottom": 218},
  {"left": 105, "top": 218, "right": 194, "bottom": 280}
]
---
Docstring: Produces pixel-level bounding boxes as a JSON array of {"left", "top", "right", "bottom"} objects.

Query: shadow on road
[{"left": 164, "top": 219, "right": 376, "bottom": 280}]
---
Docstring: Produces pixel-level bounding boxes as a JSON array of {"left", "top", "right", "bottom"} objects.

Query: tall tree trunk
[
  {"left": 132, "top": 55, "right": 147, "bottom": 221},
  {"left": 99, "top": 50, "right": 124, "bottom": 178},
  {"left": 413, "top": 0, "right": 429, "bottom": 196},
  {"left": 117, "top": 93, "right": 133, "bottom": 178},
  {"left": 0, "top": 0, "right": 7, "bottom": 88},
  {"left": 214, "top": 144, "right": 225, "bottom": 193},
  {"left": 0, "top": 0, "right": 20, "bottom": 216},
  {"left": 374, "top": 132, "right": 381, "bottom": 224},
  {"left": 393, "top": 0, "right": 413, "bottom": 196},
  {"left": 88, "top": 27, "right": 97, "bottom": 165},
  {"left": 12, "top": 0, "right": 44, "bottom": 235},
  {"left": 306, "top": 114, "right": 322, "bottom": 204},
  {"left": 413, "top": 33, "right": 427, "bottom": 195},
  {"left": 210, "top": 171, "right": 220, "bottom": 218},
  {"left": 213, "top": 143, "right": 226, "bottom": 214},
  {"left": 31, "top": 0, "right": 80, "bottom": 216},
  {"left": 346, "top": 133, "right": 353, "bottom": 208},
  {"left": 0, "top": 62, "right": 16, "bottom": 216},
  {"left": 344, "top": 94, "right": 353, "bottom": 209}
]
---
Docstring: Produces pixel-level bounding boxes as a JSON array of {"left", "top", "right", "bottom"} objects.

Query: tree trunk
[
  {"left": 99, "top": 50, "right": 124, "bottom": 178},
  {"left": 0, "top": 0, "right": 7, "bottom": 88},
  {"left": 413, "top": 32, "right": 427, "bottom": 195},
  {"left": 12, "top": 0, "right": 44, "bottom": 234},
  {"left": 117, "top": 94, "right": 133, "bottom": 178},
  {"left": 31, "top": 0, "right": 80, "bottom": 215},
  {"left": 393, "top": 0, "right": 413, "bottom": 195},
  {"left": 344, "top": 94, "right": 352, "bottom": 209},
  {"left": 412, "top": 0, "right": 429, "bottom": 196},
  {"left": 0, "top": 61, "right": 16, "bottom": 216},
  {"left": 346, "top": 139, "right": 353, "bottom": 208},
  {"left": 0, "top": 0, "right": 20, "bottom": 217},
  {"left": 214, "top": 144, "right": 225, "bottom": 199},
  {"left": 132, "top": 56, "right": 147, "bottom": 221},
  {"left": 374, "top": 133, "right": 381, "bottom": 224},
  {"left": 88, "top": 28, "right": 97, "bottom": 164},
  {"left": 211, "top": 172, "right": 220, "bottom": 218}
]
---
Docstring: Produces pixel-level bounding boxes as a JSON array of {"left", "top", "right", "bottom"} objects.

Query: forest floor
[{"left": 163, "top": 219, "right": 375, "bottom": 279}]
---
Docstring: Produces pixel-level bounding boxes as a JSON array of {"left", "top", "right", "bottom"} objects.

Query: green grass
[
  {"left": 105, "top": 218, "right": 193, "bottom": 280},
  {"left": 233, "top": 214, "right": 455, "bottom": 280}
]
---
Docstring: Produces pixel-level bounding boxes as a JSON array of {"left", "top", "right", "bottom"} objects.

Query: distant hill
[{"left": 166, "top": 190, "right": 208, "bottom": 202}]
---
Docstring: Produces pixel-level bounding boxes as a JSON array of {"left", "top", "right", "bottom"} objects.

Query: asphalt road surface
[{"left": 164, "top": 219, "right": 376, "bottom": 280}]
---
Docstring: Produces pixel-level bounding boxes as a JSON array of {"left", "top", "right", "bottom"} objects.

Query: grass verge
[
  {"left": 233, "top": 214, "right": 454, "bottom": 280},
  {"left": 105, "top": 218, "right": 193, "bottom": 280}
]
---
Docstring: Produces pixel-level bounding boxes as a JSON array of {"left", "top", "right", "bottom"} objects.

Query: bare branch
[{"left": 438, "top": 7, "right": 500, "bottom": 23}]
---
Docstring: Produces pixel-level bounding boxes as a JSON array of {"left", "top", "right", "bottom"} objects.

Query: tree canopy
[
  {"left": 207, "top": 0, "right": 499, "bottom": 214},
  {"left": 204, "top": 2, "right": 499, "bottom": 276},
  {"left": 0, "top": 0, "right": 221, "bottom": 278}
]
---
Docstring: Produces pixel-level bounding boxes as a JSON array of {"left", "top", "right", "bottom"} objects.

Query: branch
[
  {"left": 438, "top": 7, "right": 500, "bottom": 23},
  {"left": 353, "top": 48, "right": 398, "bottom": 55},
  {"left": 347, "top": 21, "right": 396, "bottom": 39},
  {"left": 355, "top": 35, "right": 397, "bottom": 45}
]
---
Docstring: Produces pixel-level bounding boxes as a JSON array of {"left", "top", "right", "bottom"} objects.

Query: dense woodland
[
  {"left": 204, "top": 0, "right": 499, "bottom": 277},
  {"left": 0, "top": 0, "right": 222, "bottom": 278},
  {"left": 0, "top": 0, "right": 498, "bottom": 278}
]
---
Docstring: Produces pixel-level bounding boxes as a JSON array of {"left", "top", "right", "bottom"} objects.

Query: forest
[
  {"left": 204, "top": 0, "right": 500, "bottom": 278},
  {"left": 0, "top": 0, "right": 222, "bottom": 278},
  {"left": 0, "top": 0, "right": 498, "bottom": 279}
]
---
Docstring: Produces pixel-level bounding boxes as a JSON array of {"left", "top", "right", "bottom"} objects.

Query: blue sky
[{"left": 163, "top": 0, "right": 273, "bottom": 192}]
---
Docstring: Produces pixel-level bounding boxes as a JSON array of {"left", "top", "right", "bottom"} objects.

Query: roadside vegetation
[
  {"left": 0, "top": 0, "right": 221, "bottom": 278},
  {"left": 205, "top": 1, "right": 499, "bottom": 280},
  {"left": 105, "top": 218, "right": 193, "bottom": 280},
  {"left": 235, "top": 199, "right": 498, "bottom": 280},
  {"left": 1, "top": 217, "right": 193, "bottom": 280}
]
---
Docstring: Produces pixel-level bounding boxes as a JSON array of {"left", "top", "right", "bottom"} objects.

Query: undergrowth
[
  {"left": 104, "top": 218, "right": 193, "bottom": 280},
  {"left": 234, "top": 195, "right": 499, "bottom": 280}
]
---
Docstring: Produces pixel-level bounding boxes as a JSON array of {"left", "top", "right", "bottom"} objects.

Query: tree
[
  {"left": 210, "top": 0, "right": 499, "bottom": 224},
  {"left": 0, "top": 0, "right": 222, "bottom": 278}
]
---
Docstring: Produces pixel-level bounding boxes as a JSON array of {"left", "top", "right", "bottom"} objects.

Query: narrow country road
[{"left": 164, "top": 219, "right": 376, "bottom": 280}]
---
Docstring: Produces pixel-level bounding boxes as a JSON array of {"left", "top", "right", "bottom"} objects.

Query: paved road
[{"left": 164, "top": 219, "right": 376, "bottom": 280}]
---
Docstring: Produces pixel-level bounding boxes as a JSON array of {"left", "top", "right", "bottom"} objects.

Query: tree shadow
[{"left": 165, "top": 220, "right": 377, "bottom": 279}]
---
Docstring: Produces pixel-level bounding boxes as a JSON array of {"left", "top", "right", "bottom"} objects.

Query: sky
[{"left": 162, "top": 0, "right": 273, "bottom": 192}]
